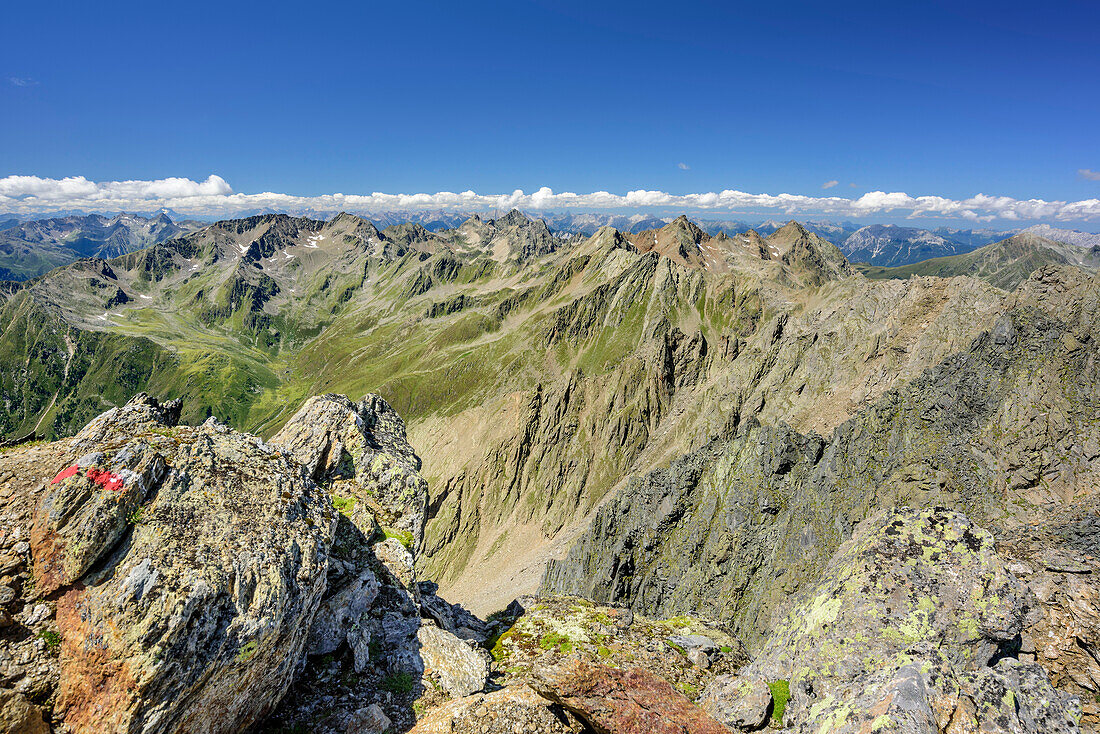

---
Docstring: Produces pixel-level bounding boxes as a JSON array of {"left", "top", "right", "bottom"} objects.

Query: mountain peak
[
  {"left": 496, "top": 209, "right": 531, "bottom": 227},
  {"left": 773, "top": 220, "right": 810, "bottom": 238},
  {"left": 662, "top": 215, "right": 706, "bottom": 242}
]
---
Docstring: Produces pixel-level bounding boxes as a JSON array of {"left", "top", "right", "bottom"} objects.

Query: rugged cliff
[{"left": 544, "top": 266, "right": 1100, "bottom": 648}]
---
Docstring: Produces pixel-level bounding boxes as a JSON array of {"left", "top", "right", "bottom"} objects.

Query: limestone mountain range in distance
[
  {"left": 2, "top": 206, "right": 1100, "bottom": 733},
  {"left": 4, "top": 207, "right": 1099, "bottom": 281}
]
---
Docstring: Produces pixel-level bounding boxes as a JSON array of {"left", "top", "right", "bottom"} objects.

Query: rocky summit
[{"left": 1, "top": 211, "right": 1100, "bottom": 734}]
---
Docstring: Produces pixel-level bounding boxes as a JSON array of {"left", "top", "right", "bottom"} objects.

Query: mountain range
[
  {"left": 5, "top": 210, "right": 1098, "bottom": 282},
  {"left": 0, "top": 212, "right": 203, "bottom": 281},
  {"left": 2, "top": 208, "right": 1100, "bottom": 732},
  {"left": 0, "top": 209, "right": 1094, "bottom": 602}
]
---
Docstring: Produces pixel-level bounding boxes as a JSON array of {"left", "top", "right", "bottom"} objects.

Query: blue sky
[{"left": 2, "top": 0, "right": 1099, "bottom": 224}]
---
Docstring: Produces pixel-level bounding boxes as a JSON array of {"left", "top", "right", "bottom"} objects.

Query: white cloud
[
  {"left": 821, "top": 180, "right": 838, "bottom": 189},
  {"left": 1080, "top": 169, "right": 1100, "bottom": 181},
  {"left": 8, "top": 76, "right": 37, "bottom": 87},
  {"left": 1, "top": 174, "right": 1099, "bottom": 223},
  {"left": 677, "top": 162, "right": 690, "bottom": 170}
]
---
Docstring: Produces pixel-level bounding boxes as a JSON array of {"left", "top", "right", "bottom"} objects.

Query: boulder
[
  {"left": 698, "top": 676, "right": 772, "bottom": 731},
  {"left": 529, "top": 658, "right": 735, "bottom": 734},
  {"left": 346, "top": 703, "right": 391, "bottom": 734},
  {"left": 30, "top": 395, "right": 337, "bottom": 734},
  {"left": 417, "top": 623, "right": 490, "bottom": 697},
  {"left": 490, "top": 596, "right": 744, "bottom": 705},
  {"left": 409, "top": 683, "right": 586, "bottom": 734}
]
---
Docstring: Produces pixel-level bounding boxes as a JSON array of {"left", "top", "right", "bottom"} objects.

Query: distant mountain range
[
  {"left": 841, "top": 224, "right": 983, "bottom": 266},
  {"left": 1, "top": 210, "right": 1098, "bottom": 281},
  {"left": 858, "top": 230, "right": 1100, "bottom": 290},
  {"left": 0, "top": 212, "right": 203, "bottom": 280}
]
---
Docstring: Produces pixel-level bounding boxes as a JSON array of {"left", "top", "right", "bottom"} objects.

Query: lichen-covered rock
[
  {"left": 408, "top": 683, "right": 586, "bottom": 734},
  {"left": 490, "top": 596, "right": 745, "bottom": 702},
  {"left": 272, "top": 393, "right": 428, "bottom": 550},
  {"left": 528, "top": 658, "right": 735, "bottom": 734},
  {"left": 953, "top": 659, "right": 1081, "bottom": 734},
  {"left": 747, "top": 507, "right": 1031, "bottom": 681},
  {"left": 28, "top": 394, "right": 337, "bottom": 734},
  {"left": 417, "top": 623, "right": 490, "bottom": 697},
  {"left": 698, "top": 676, "right": 772, "bottom": 731},
  {"left": 729, "top": 507, "right": 1080, "bottom": 734}
]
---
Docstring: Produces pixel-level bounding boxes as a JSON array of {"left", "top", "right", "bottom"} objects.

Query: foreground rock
[
  {"left": 28, "top": 394, "right": 337, "bottom": 733},
  {"left": 530, "top": 658, "right": 734, "bottom": 734},
  {"left": 409, "top": 683, "right": 585, "bottom": 734},
  {"left": 272, "top": 393, "right": 429, "bottom": 550},
  {"left": 0, "top": 688, "right": 49, "bottom": 734},
  {"left": 417, "top": 623, "right": 490, "bottom": 697},
  {"left": 264, "top": 394, "right": 490, "bottom": 733},
  {"left": 698, "top": 677, "right": 772, "bottom": 731},
  {"left": 724, "top": 507, "right": 1082, "bottom": 733},
  {"left": 490, "top": 596, "right": 745, "bottom": 699}
]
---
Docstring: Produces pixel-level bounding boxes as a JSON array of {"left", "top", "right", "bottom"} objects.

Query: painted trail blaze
[
  {"left": 50, "top": 465, "right": 81, "bottom": 484},
  {"left": 51, "top": 465, "right": 125, "bottom": 491}
]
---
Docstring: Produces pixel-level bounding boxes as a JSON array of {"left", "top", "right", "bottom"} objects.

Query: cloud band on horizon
[{"left": 1, "top": 174, "right": 1099, "bottom": 223}]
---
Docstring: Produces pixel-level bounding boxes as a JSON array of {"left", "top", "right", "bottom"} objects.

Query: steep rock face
[
  {"left": 544, "top": 266, "right": 1100, "bottom": 646},
  {"left": 26, "top": 394, "right": 337, "bottom": 734},
  {"left": 418, "top": 250, "right": 720, "bottom": 606},
  {"left": 728, "top": 508, "right": 1080, "bottom": 734},
  {"left": 272, "top": 393, "right": 429, "bottom": 549}
]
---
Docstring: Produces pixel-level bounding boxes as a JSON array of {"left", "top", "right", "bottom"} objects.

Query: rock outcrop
[
  {"left": 27, "top": 394, "right": 337, "bottom": 733},
  {"left": 408, "top": 683, "right": 585, "bottom": 734},
  {"left": 272, "top": 393, "right": 429, "bottom": 551},
  {"left": 264, "top": 394, "right": 491, "bottom": 733},
  {"left": 729, "top": 507, "right": 1081, "bottom": 733}
]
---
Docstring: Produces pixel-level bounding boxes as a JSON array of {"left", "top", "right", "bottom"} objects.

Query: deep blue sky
[{"left": 2, "top": 0, "right": 1099, "bottom": 204}]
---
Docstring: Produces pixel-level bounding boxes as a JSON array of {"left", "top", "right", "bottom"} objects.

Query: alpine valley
[{"left": 2, "top": 210, "right": 1100, "bottom": 734}]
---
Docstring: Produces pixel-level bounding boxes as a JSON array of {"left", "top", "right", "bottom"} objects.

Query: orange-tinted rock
[{"left": 529, "top": 659, "right": 734, "bottom": 734}]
